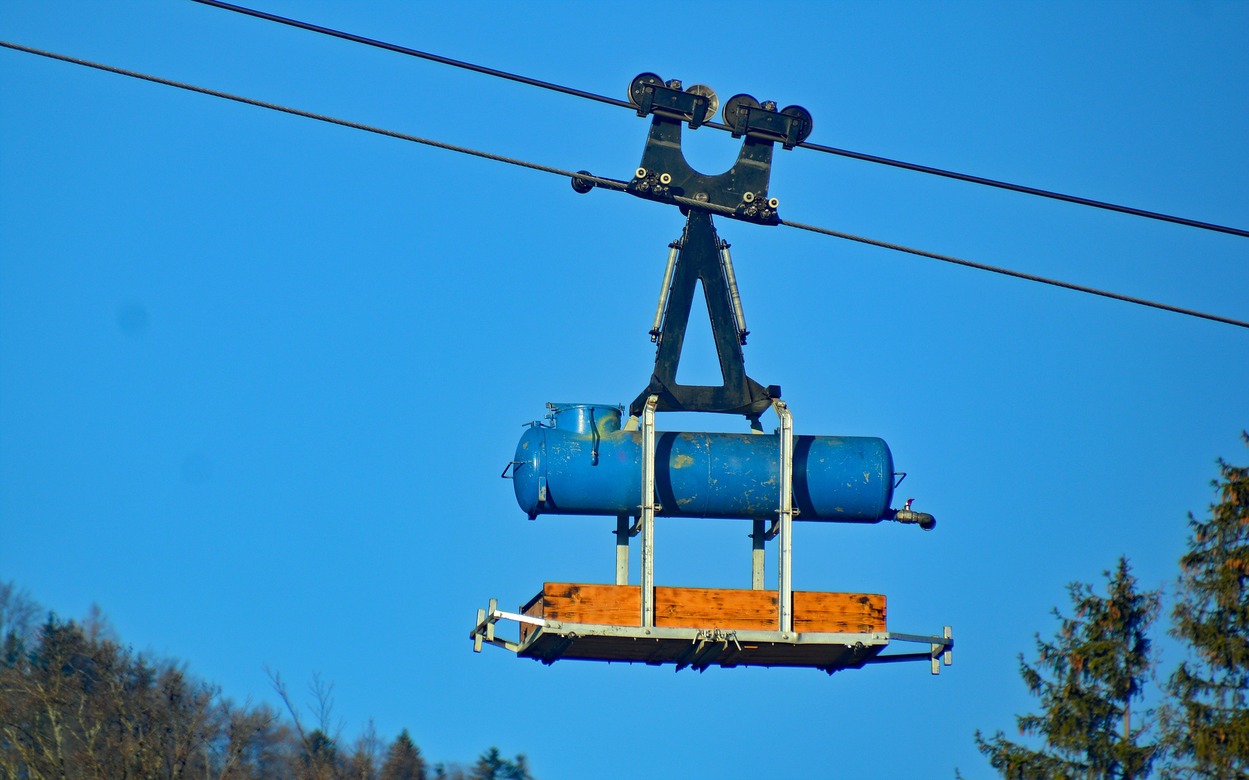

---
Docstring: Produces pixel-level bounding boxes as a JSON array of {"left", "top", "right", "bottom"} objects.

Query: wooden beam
[
  {"left": 539, "top": 583, "right": 642, "bottom": 627},
  {"left": 794, "top": 591, "right": 886, "bottom": 633},
  {"left": 655, "top": 586, "right": 778, "bottom": 631},
  {"left": 531, "top": 583, "right": 885, "bottom": 634}
]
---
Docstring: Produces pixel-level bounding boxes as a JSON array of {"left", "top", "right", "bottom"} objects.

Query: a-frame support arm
[{"left": 630, "top": 211, "right": 775, "bottom": 422}]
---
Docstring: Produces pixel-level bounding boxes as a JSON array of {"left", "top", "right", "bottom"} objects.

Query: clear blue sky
[{"left": 2, "top": 2, "right": 1246, "bottom": 776}]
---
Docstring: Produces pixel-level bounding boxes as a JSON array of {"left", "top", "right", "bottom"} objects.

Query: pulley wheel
[
  {"left": 571, "top": 170, "right": 594, "bottom": 194},
  {"left": 780, "top": 105, "right": 814, "bottom": 144},
  {"left": 721, "top": 93, "right": 761, "bottom": 130},
  {"left": 628, "top": 73, "right": 665, "bottom": 108},
  {"left": 684, "top": 84, "right": 719, "bottom": 124}
]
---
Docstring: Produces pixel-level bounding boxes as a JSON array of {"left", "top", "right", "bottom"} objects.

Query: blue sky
[{"left": 2, "top": 1, "right": 1247, "bottom": 776}]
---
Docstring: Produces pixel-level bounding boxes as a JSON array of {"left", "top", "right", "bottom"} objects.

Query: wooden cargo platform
[
  {"left": 519, "top": 583, "right": 886, "bottom": 638},
  {"left": 467, "top": 582, "right": 950, "bottom": 674}
]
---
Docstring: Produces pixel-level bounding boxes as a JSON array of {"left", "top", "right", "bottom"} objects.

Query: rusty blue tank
[{"left": 512, "top": 403, "right": 894, "bottom": 523}]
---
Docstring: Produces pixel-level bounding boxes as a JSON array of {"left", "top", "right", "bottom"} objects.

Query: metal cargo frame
[{"left": 472, "top": 397, "right": 953, "bottom": 675}]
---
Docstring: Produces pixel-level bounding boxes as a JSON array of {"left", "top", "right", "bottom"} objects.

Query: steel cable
[
  {"left": 189, "top": 0, "right": 1249, "bottom": 239},
  {"left": 188, "top": 0, "right": 635, "bottom": 112},
  {"left": 2, "top": 39, "right": 1244, "bottom": 330},
  {"left": 0, "top": 41, "right": 629, "bottom": 193},
  {"left": 779, "top": 219, "right": 1249, "bottom": 329}
]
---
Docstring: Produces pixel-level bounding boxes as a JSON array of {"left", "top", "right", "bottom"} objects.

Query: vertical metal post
[
  {"left": 640, "top": 395, "right": 659, "bottom": 628},
  {"left": 615, "top": 514, "right": 630, "bottom": 586},
  {"left": 751, "top": 518, "right": 765, "bottom": 590},
  {"left": 775, "top": 400, "right": 794, "bottom": 634}
]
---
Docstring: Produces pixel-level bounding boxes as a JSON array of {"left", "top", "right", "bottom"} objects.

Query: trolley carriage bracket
[{"left": 609, "top": 73, "right": 813, "bottom": 226}]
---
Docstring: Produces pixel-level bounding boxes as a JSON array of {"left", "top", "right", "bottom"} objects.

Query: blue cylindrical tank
[{"left": 513, "top": 403, "right": 894, "bottom": 523}]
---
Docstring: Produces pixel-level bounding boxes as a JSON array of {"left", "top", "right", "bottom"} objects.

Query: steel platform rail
[{"left": 469, "top": 607, "right": 954, "bottom": 675}]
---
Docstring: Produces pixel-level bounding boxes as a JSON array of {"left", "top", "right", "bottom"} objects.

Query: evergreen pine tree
[
  {"left": 1163, "top": 436, "right": 1249, "bottom": 777},
  {"left": 380, "top": 729, "right": 427, "bottom": 780},
  {"left": 303, "top": 728, "right": 340, "bottom": 780},
  {"left": 504, "top": 754, "right": 532, "bottom": 780},
  {"left": 972, "top": 558, "right": 1160, "bottom": 779},
  {"left": 471, "top": 747, "right": 505, "bottom": 780},
  {"left": 468, "top": 746, "right": 532, "bottom": 780}
]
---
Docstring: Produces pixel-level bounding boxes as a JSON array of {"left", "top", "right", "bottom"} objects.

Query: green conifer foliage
[
  {"left": 973, "top": 558, "right": 1160, "bottom": 779},
  {"left": 470, "top": 746, "right": 533, "bottom": 780},
  {"left": 1164, "top": 437, "right": 1249, "bottom": 777},
  {"left": 381, "top": 729, "right": 427, "bottom": 780}
]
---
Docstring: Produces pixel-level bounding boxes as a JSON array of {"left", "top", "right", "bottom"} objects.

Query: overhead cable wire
[
  {"left": 2, "top": 40, "right": 1245, "bottom": 331},
  {"left": 189, "top": 0, "right": 1249, "bottom": 240},
  {"left": 0, "top": 41, "right": 629, "bottom": 193},
  {"left": 777, "top": 219, "right": 1249, "bottom": 329},
  {"left": 189, "top": 0, "right": 634, "bottom": 112}
]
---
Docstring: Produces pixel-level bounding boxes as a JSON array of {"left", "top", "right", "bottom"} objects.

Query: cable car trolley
[{"left": 470, "top": 75, "right": 953, "bottom": 675}]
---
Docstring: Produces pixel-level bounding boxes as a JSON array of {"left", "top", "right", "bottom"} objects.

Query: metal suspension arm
[{"left": 631, "top": 211, "right": 775, "bottom": 421}]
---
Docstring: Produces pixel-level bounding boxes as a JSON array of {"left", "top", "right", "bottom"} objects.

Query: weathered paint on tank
[{"left": 513, "top": 403, "right": 894, "bottom": 522}]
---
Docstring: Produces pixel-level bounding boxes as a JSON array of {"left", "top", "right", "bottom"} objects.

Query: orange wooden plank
[
  {"left": 654, "top": 586, "right": 778, "bottom": 630},
  {"left": 793, "top": 591, "right": 886, "bottom": 633},
  {"left": 541, "top": 583, "right": 641, "bottom": 627},
  {"left": 531, "top": 583, "right": 885, "bottom": 634}
]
